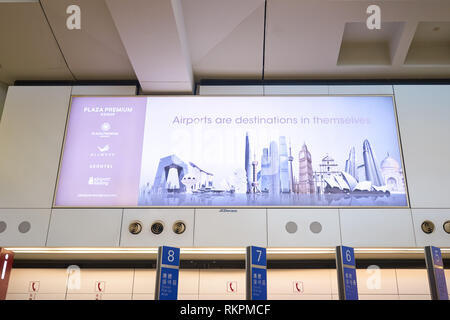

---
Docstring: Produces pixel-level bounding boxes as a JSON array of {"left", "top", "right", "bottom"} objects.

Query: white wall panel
[
  {"left": 194, "top": 209, "right": 267, "bottom": 247},
  {"left": 359, "top": 295, "right": 399, "bottom": 300},
  {"left": 396, "top": 269, "right": 429, "bottom": 295},
  {"left": 7, "top": 293, "right": 66, "bottom": 300},
  {"left": 66, "top": 293, "right": 132, "bottom": 300},
  {"left": 355, "top": 268, "right": 398, "bottom": 295},
  {"left": 7, "top": 268, "right": 68, "bottom": 295},
  {"left": 179, "top": 270, "right": 200, "bottom": 295},
  {"left": 267, "top": 209, "right": 340, "bottom": 247},
  {"left": 340, "top": 209, "right": 416, "bottom": 247},
  {"left": 269, "top": 294, "right": 332, "bottom": 300},
  {"left": 0, "top": 209, "right": 50, "bottom": 246},
  {"left": 398, "top": 294, "right": 431, "bottom": 300},
  {"left": 47, "top": 209, "right": 122, "bottom": 247},
  {"left": 71, "top": 85, "right": 137, "bottom": 96},
  {"left": 199, "top": 85, "right": 263, "bottom": 95},
  {"left": 198, "top": 269, "right": 245, "bottom": 298},
  {"left": 446, "top": 270, "right": 450, "bottom": 293},
  {"left": 0, "top": 86, "right": 72, "bottom": 208},
  {"left": 267, "top": 269, "right": 333, "bottom": 296},
  {"left": 411, "top": 209, "right": 450, "bottom": 247},
  {"left": 133, "top": 269, "right": 156, "bottom": 295},
  {"left": 66, "top": 269, "right": 133, "bottom": 294},
  {"left": 121, "top": 209, "right": 194, "bottom": 247},
  {"left": 133, "top": 293, "right": 154, "bottom": 300},
  {"left": 329, "top": 85, "right": 393, "bottom": 95},
  {"left": 263, "top": 85, "right": 328, "bottom": 95},
  {"left": 330, "top": 269, "right": 338, "bottom": 295},
  {"left": 198, "top": 294, "right": 245, "bottom": 300},
  {"left": 394, "top": 85, "right": 450, "bottom": 208}
]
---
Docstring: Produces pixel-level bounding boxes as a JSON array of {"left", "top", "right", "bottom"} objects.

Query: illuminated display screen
[{"left": 54, "top": 96, "right": 408, "bottom": 207}]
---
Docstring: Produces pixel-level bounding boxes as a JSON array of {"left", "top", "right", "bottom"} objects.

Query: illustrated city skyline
[{"left": 142, "top": 131, "right": 406, "bottom": 197}]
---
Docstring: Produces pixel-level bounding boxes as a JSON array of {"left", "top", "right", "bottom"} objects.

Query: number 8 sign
[
  {"left": 156, "top": 246, "right": 180, "bottom": 300},
  {"left": 161, "top": 246, "right": 180, "bottom": 266}
]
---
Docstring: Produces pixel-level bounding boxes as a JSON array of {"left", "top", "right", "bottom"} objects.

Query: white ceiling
[{"left": 0, "top": 0, "right": 449, "bottom": 92}]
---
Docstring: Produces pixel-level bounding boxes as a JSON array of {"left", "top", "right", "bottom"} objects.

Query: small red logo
[
  {"left": 95, "top": 281, "right": 105, "bottom": 292},
  {"left": 29, "top": 281, "right": 40, "bottom": 292},
  {"left": 227, "top": 281, "right": 237, "bottom": 293},
  {"left": 293, "top": 281, "right": 304, "bottom": 293}
]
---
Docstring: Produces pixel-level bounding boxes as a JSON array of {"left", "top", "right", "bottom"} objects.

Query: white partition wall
[
  {"left": 6, "top": 267, "right": 441, "bottom": 300},
  {"left": 0, "top": 84, "right": 449, "bottom": 248},
  {"left": 0, "top": 86, "right": 71, "bottom": 248},
  {"left": 0, "top": 85, "right": 137, "bottom": 247},
  {"left": 267, "top": 209, "right": 341, "bottom": 247},
  {"left": 47, "top": 209, "right": 123, "bottom": 247},
  {"left": 194, "top": 209, "right": 267, "bottom": 247},
  {"left": 0, "top": 86, "right": 72, "bottom": 208},
  {"left": 339, "top": 209, "right": 416, "bottom": 247},
  {"left": 393, "top": 85, "right": 450, "bottom": 208},
  {"left": 393, "top": 85, "right": 450, "bottom": 248},
  {"left": 0, "top": 209, "right": 50, "bottom": 247}
]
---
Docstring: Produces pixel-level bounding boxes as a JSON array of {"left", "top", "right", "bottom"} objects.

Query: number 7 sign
[{"left": 246, "top": 246, "right": 267, "bottom": 300}]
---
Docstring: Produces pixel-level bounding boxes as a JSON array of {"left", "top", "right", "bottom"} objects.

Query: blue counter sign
[
  {"left": 155, "top": 246, "right": 180, "bottom": 300},
  {"left": 336, "top": 246, "right": 358, "bottom": 300},
  {"left": 246, "top": 246, "right": 267, "bottom": 300},
  {"left": 425, "top": 246, "right": 448, "bottom": 300}
]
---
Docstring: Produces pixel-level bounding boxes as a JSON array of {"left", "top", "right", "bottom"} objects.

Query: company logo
[
  {"left": 219, "top": 209, "right": 238, "bottom": 213},
  {"left": 91, "top": 123, "right": 118, "bottom": 138},
  {"left": 101, "top": 122, "right": 111, "bottom": 132},
  {"left": 90, "top": 145, "right": 115, "bottom": 158},
  {"left": 88, "top": 177, "right": 112, "bottom": 186},
  {"left": 98, "top": 144, "right": 110, "bottom": 152}
]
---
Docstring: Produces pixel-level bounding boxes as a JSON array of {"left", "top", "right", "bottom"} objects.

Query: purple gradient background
[{"left": 55, "top": 97, "right": 147, "bottom": 206}]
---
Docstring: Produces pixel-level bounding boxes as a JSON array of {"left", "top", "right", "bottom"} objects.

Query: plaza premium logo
[{"left": 91, "top": 122, "right": 119, "bottom": 138}]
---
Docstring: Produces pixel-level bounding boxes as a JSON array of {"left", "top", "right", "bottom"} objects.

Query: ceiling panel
[
  {"left": 40, "top": 0, "right": 136, "bottom": 80},
  {"left": 181, "top": 0, "right": 265, "bottom": 80},
  {"left": 264, "top": 0, "right": 450, "bottom": 79},
  {"left": 106, "top": 0, "right": 193, "bottom": 93},
  {"left": 1, "top": 0, "right": 450, "bottom": 84},
  {"left": 0, "top": 2, "right": 73, "bottom": 84}
]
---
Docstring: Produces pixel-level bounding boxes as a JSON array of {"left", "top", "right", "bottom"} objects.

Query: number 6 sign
[{"left": 336, "top": 246, "right": 358, "bottom": 300}]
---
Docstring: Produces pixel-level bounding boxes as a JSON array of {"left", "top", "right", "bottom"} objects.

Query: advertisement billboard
[{"left": 55, "top": 96, "right": 408, "bottom": 207}]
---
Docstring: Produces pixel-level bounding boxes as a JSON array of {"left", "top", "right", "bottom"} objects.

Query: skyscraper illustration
[
  {"left": 251, "top": 154, "right": 259, "bottom": 193},
  {"left": 298, "top": 143, "right": 315, "bottom": 194},
  {"left": 269, "top": 140, "right": 280, "bottom": 194},
  {"left": 279, "top": 136, "right": 290, "bottom": 193},
  {"left": 245, "top": 132, "right": 252, "bottom": 193},
  {"left": 362, "top": 139, "right": 383, "bottom": 186},
  {"left": 288, "top": 142, "right": 294, "bottom": 193},
  {"left": 261, "top": 148, "right": 270, "bottom": 192},
  {"left": 152, "top": 154, "right": 189, "bottom": 193},
  {"left": 345, "top": 147, "right": 357, "bottom": 179}
]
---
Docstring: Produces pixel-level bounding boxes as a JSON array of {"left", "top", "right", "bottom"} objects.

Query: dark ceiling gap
[{"left": 262, "top": 0, "right": 268, "bottom": 81}]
